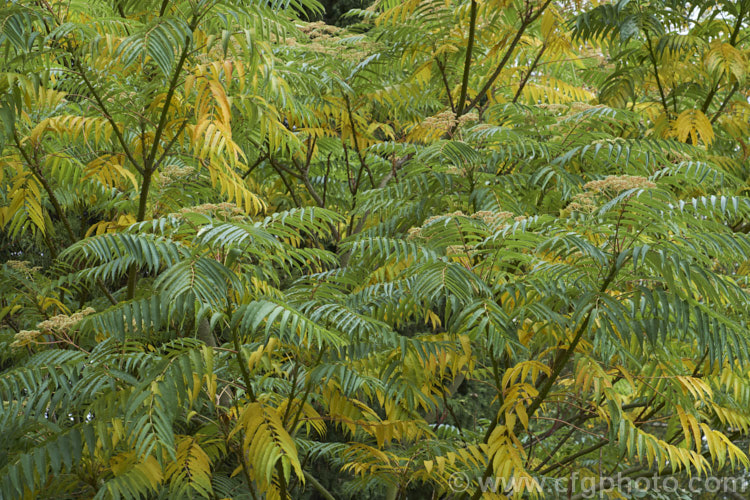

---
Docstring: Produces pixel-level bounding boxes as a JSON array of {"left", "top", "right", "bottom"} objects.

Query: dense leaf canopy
[{"left": 1, "top": 0, "right": 749, "bottom": 498}]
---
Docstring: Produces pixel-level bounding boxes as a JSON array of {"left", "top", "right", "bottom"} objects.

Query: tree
[{"left": 1, "top": 0, "right": 749, "bottom": 499}]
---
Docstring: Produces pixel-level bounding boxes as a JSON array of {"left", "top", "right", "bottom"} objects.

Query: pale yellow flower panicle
[
  {"left": 583, "top": 175, "right": 656, "bottom": 194},
  {"left": 566, "top": 175, "right": 657, "bottom": 215},
  {"left": 11, "top": 308, "right": 95, "bottom": 349}
]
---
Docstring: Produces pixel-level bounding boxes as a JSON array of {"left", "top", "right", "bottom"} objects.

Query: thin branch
[
  {"left": 71, "top": 57, "right": 144, "bottom": 175},
  {"left": 465, "top": 258, "right": 620, "bottom": 500},
  {"left": 271, "top": 157, "right": 304, "bottom": 179},
  {"left": 276, "top": 461, "right": 289, "bottom": 500},
  {"left": 230, "top": 323, "right": 256, "bottom": 404},
  {"left": 268, "top": 161, "right": 302, "bottom": 206},
  {"left": 14, "top": 133, "right": 118, "bottom": 305},
  {"left": 463, "top": 0, "right": 553, "bottom": 117},
  {"left": 304, "top": 134, "right": 317, "bottom": 171},
  {"left": 144, "top": 27, "right": 195, "bottom": 172},
  {"left": 152, "top": 118, "right": 189, "bottom": 172},
  {"left": 127, "top": 19, "right": 195, "bottom": 299},
  {"left": 289, "top": 348, "right": 326, "bottom": 433},
  {"left": 645, "top": 36, "right": 671, "bottom": 117},
  {"left": 524, "top": 262, "right": 620, "bottom": 429},
  {"left": 456, "top": 0, "right": 478, "bottom": 117},
  {"left": 302, "top": 471, "right": 336, "bottom": 500},
  {"left": 567, "top": 465, "right": 645, "bottom": 500},
  {"left": 242, "top": 154, "right": 268, "bottom": 179},
  {"left": 540, "top": 439, "right": 610, "bottom": 476},
  {"left": 322, "top": 153, "right": 332, "bottom": 205},
  {"left": 436, "top": 57, "right": 455, "bottom": 112},
  {"left": 15, "top": 133, "right": 75, "bottom": 242},
  {"left": 710, "top": 83, "right": 738, "bottom": 124},
  {"left": 512, "top": 42, "right": 546, "bottom": 103},
  {"left": 699, "top": 4, "right": 744, "bottom": 114},
  {"left": 378, "top": 153, "right": 411, "bottom": 188},
  {"left": 344, "top": 96, "right": 374, "bottom": 188}
]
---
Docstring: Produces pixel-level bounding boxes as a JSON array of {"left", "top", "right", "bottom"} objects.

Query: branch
[
  {"left": 512, "top": 42, "right": 546, "bottom": 103},
  {"left": 539, "top": 439, "right": 609, "bottom": 476},
  {"left": 15, "top": 132, "right": 75, "bottom": 242},
  {"left": 273, "top": 157, "right": 328, "bottom": 214},
  {"left": 568, "top": 465, "right": 645, "bottom": 500},
  {"left": 289, "top": 348, "right": 326, "bottom": 433},
  {"left": 271, "top": 157, "right": 304, "bottom": 179},
  {"left": 241, "top": 154, "right": 268, "bottom": 179},
  {"left": 463, "top": 0, "right": 553, "bottom": 116},
  {"left": 645, "top": 36, "right": 671, "bottom": 117},
  {"left": 144, "top": 26, "right": 195, "bottom": 172},
  {"left": 127, "top": 19, "right": 196, "bottom": 298},
  {"left": 302, "top": 471, "right": 336, "bottom": 500},
  {"left": 14, "top": 132, "right": 118, "bottom": 306},
  {"left": 465, "top": 258, "right": 620, "bottom": 500},
  {"left": 567, "top": 429, "right": 744, "bottom": 500},
  {"left": 710, "top": 83, "right": 738, "bottom": 124},
  {"left": 456, "top": 0, "right": 478, "bottom": 117},
  {"left": 344, "top": 96, "right": 374, "bottom": 189},
  {"left": 436, "top": 57, "right": 455, "bottom": 112},
  {"left": 151, "top": 118, "right": 189, "bottom": 172},
  {"left": 276, "top": 461, "right": 289, "bottom": 500},
  {"left": 323, "top": 153, "right": 332, "bottom": 205},
  {"left": 230, "top": 320, "right": 256, "bottom": 404},
  {"left": 378, "top": 153, "right": 412, "bottom": 188},
  {"left": 71, "top": 57, "right": 144, "bottom": 175},
  {"left": 700, "top": 4, "right": 744, "bottom": 114},
  {"left": 523, "top": 261, "right": 620, "bottom": 429},
  {"left": 268, "top": 160, "right": 302, "bottom": 207}
]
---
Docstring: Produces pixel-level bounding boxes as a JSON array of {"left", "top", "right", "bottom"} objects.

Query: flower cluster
[
  {"left": 11, "top": 330, "right": 42, "bottom": 348},
  {"left": 407, "top": 211, "right": 466, "bottom": 240},
  {"left": 178, "top": 202, "right": 246, "bottom": 220},
  {"left": 564, "top": 175, "right": 657, "bottom": 216},
  {"left": 37, "top": 307, "right": 96, "bottom": 333},
  {"left": 564, "top": 192, "right": 597, "bottom": 215},
  {"left": 422, "top": 111, "right": 458, "bottom": 131},
  {"left": 11, "top": 307, "right": 95, "bottom": 348},
  {"left": 423, "top": 211, "right": 466, "bottom": 226},
  {"left": 406, "top": 227, "right": 422, "bottom": 240},
  {"left": 158, "top": 164, "right": 195, "bottom": 187},
  {"left": 407, "top": 210, "right": 518, "bottom": 240},
  {"left": 293, "top": 22, "right": 378, "bottom": 61},
  {"left": 470, "top": 210, "right": 514, "bottom": 226},
  {"left": 583, "top": 175, "right": 656, "bottom": 193},
  {"left": 269, "top": 32, "right": 298, "bottom": 46},
  {"left": 4, "top": 260, "right": 41, "bottom": 275},
  {"left": 299, "top": 21, "right": 341, "bottom": 39},
  {"left": 568, "top": 102, "right": 604, "bottom": 113},
  {"left": 458, "top": 111, "right": 479, "bottom": 125},
  {"left": 537, "top": 103, "right": 568, "bottom": 113},
  {"left": 311, "top": 41, "right": 378, "bottom": 61}
]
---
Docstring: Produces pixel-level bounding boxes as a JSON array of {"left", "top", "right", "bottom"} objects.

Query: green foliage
[{"left": 1, "top": 0, "right": 749, "bottom": 499}]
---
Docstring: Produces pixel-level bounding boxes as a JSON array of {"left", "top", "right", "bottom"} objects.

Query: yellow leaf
[
  {"left": 705, "top": 41, "right": 747, "bottom": 84},
  {"left": 673, "top": 109, "right": 714, "bottom": 145},
  {"left": 233, "top": 402, "right": 304, "bottom": 490},
  {"left": 541, "top": 8, "right": 555, "bottom": 40}
]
